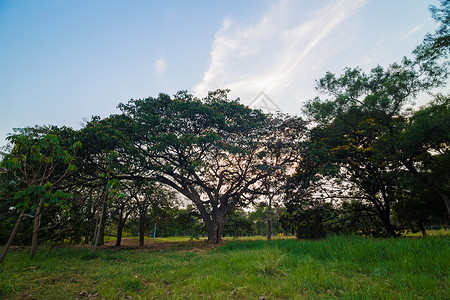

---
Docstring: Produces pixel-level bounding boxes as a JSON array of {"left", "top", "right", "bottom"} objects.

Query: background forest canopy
[{"left": 0, "top": 1, "right": 449, "bottom": 259}]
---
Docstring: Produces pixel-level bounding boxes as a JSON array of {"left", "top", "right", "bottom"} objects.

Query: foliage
[
  {"left": 223, "top": 209, "right": 253, "bottom": 237},
  {"left": 279, "top": 202, "right": 334, "bottom": 239},
  {"left": 171, "top": 205, "right": 204, "bottom": 239},
  {"left": 287, "top": 40, "right": 449, "bottom": 237},
  {"left": 0, "top": 3, "right": 448, "bottom": 248},
  {"left": 424, "top": 0, "right": 450, "bottom": 57},
  {"left": 0, "top": 128, "right": 80, "bottom": 227},
  {"left": 1, "top": 132, "right": 80, "bottom": 210},
  {"left": 0, "top": 128, "right": 81, "bottom": 262},
  {"left": 117, "top": 89, "right": 305, "bottom": 243},
  {"left": 247, "top": 203, "right": 286, "bottom": 236}
]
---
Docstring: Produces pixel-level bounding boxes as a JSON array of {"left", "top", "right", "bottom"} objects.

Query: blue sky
[{"left": 0, "top": 0, "right": 442, "bottom": 146}]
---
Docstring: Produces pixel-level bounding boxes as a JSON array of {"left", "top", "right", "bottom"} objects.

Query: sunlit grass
[
  {"left": 403, "top": 228, "right": 450, "bottom": 237},
  {"left": 1, "top": 235, "right": 448, "bottom": 299},
  {"left": 104, "top": 234, "right": 295, "bottom": 244}
]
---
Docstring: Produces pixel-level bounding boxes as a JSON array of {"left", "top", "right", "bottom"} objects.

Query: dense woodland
[{"left": 0, "top": 1, "right": 449, "bottom": 263}]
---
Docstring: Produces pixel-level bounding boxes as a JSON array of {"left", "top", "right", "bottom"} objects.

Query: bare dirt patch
[
  {"left": 10, "top": 237, "right": 220, "bottom": 253},
  {"left": 97, "top": 238, "right": 219, "bottom": 252}
]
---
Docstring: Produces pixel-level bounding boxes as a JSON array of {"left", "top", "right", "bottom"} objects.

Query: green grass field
[{"left": 0, "top": 235, "right": 448, "bottom": 299}]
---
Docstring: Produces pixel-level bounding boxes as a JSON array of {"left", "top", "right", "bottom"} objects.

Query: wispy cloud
[
  {"left": 193, "top": 0, "right": 367, "bottom": 113},
  {"left": 154, "top": 58, "right": 167, "bottom": 76},
  {"left": 403, "top": 23, "right": 426, "bottom": 39}
]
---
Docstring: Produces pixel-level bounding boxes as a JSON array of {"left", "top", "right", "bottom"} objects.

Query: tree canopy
[{"left": 117, "top": 89, "right": 305, "bottom": 243}]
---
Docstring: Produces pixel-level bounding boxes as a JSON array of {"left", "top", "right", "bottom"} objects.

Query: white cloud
[
  {"left": 403, "top": 23, "right": 426, "bottom": 39},
  {"left": 154, "top": 58, "right": 167, "bottom": 75},
  {"left": 193, "top": 0, "right": 367, "bottom": 114}
]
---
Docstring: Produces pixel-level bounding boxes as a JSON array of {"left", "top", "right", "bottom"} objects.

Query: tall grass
[{"left": 1, "top": 235, "right": 448, "bottom": 299}]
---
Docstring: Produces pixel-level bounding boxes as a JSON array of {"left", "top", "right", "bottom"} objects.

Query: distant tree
[
  {"left": 247, "top": 202, "right": 286, "bottom": 237},
  {"left": 133, "top": 182, "right": 175, "bottom": 244},
  {"left": 248, "top": 204, "right": 268, "bottom": 236},
  {"left": 280, "top": 201, "right": 333, "bottom": 239},
  {"left": 172, "top": 205, "right": 203, "bottom": 239},
  {"left": 223, "top": 209, "right": 253, "bottom": 237}
]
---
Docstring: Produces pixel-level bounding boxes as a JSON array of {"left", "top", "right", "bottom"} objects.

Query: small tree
[{"left": 0, "top": 132, "right": 80, "bottom": 263}]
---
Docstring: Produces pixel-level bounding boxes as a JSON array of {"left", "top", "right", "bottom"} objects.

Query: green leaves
[
  {"left": 424, "top": 0, "right": 450, "bottom": 57},
  {"left": 72, "top": 141, "right": 82, "bottom": 150},
  {"left": 11, "top": 184, "right": 72, "bottom": 211},
  {"left": 292, "top": 26, "right": 450, "bottom": 234},
  {"left": 1, "top": 128, "right": 81, "bottom": 213},
  {"left": 67, "top": 164, "right": 77, "bottom": 172}
]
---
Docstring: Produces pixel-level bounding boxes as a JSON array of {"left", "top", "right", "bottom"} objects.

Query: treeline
[
  {"left": 0, "top": 1, "right": 449, "bottom": 262},
  {"left": 0, "top": 94, "right": 298, "bottom": 253}
]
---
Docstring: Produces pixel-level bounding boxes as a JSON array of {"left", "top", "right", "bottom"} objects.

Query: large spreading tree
[{"left": 118, "top": 90, "right": 304, "bottom": 243}]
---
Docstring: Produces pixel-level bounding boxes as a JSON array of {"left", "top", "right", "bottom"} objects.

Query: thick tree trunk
[
  {"left": 30, "top": 199, "right": 44, "bottom": 258},
  {"left": 371, "top": 191, "right": 396, "bottom": 237},
  {"left": 181, "top": 187, "right": 231, "bottom": 244},
  {"left": 206, "top": 216, "right": 225, "bottom": 244},
  {"left": 116, "top": 227, "right": 122, "bottom": 246},
  {"left": 0, "top": 211, "right": 24, "bottom": 264},
  {"left": 93, "top": 204, "right": 105, "bottom": 251}
]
